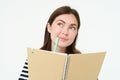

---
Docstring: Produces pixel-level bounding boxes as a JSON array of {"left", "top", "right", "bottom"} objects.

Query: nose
[{"left": 61, "top": 27, "right": 68, "bottom": 36}]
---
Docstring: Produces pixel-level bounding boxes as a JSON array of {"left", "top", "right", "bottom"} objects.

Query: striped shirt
[{"left": 18, "top": 60, "right": 28, "bottom": 80}]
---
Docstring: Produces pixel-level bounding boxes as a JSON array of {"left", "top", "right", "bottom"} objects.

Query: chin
[{"left": 58, "top": 44, "right": 70, "bottom": 48}]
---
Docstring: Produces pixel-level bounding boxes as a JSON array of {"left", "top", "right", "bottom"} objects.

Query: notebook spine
[{"left": 62, "top": 55, "right": 69, "bottom": 80}]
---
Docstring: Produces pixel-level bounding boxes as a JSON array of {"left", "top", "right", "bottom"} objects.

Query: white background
[{"left": 1, "top": 0, "right": 120, "bottom": 80}]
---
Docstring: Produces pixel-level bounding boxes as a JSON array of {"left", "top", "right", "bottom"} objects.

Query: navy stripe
[
  {"left": 22, "top": 70, "right": 28, "bottom": 73},
  {"left": 23, "top": 66, "right": 28, "bottom": 69},
  {"left": 18, "top": 78, "right": 27, "bottom": 80},
  {"left": 20, "top": 74, "right": 28, "bottom": 78},
  {"left": 25, "top": 62, "right": 28, "bottom": 65}
]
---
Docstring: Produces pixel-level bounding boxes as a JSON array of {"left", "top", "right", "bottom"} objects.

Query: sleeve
[{"left": 18, "top": 59, "right": 28, "bottom": 80}]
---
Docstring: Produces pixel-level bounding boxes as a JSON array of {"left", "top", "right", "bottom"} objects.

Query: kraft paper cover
[{"left": 27, "top": 48, "right": 106, "bottom": 80}]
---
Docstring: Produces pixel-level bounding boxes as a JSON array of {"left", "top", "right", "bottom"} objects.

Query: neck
[{"left": 55, "top": 47, "right": 66, "bottom": 53}]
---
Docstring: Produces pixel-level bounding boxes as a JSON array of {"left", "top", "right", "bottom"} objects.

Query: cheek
[
  {"left": 69, "top": 33, "right": 77, "bottom": 43},
  {"left": 70, "top": 32, "right": 77, "bottom": 39},
  {"left": 50, "top": 28, "right": 61, "bottom": 41}
]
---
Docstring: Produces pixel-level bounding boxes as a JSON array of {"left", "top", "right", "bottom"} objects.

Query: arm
[{"left": 18, "top": 59, "right": 28, "bottom": 80}]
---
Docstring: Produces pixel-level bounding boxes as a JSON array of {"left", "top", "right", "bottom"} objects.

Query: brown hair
[{"left": 40, "top": 6, "right": 81, "bottom": 54}]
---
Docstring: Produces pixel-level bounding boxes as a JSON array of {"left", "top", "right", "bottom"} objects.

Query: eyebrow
[
  {"left": 57, "top": 20, "right": 65, "bottom": 24},
  {"left": 57, "top": 20, "right": 77, "bottom": 27}
]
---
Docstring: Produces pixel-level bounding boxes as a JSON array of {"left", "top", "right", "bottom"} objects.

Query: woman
[{"left": 18, "top": 5, "right": 81, "bottom": 80}]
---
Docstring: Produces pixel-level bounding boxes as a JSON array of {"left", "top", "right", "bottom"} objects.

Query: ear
[{"left": 47, "top": 23, "right": 51, "bottom": 33}]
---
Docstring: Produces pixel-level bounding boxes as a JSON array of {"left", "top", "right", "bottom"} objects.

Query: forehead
[{"left": 54, "top": 14, "right": 78, "bottom": 26}]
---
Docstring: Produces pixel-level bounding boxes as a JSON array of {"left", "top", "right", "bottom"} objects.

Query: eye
[
  {"left": 57, "top": 23, "right": 64, "bottom": 28},
  {"left": 69, "top": 26, "right": 76, "bottom": 31}
]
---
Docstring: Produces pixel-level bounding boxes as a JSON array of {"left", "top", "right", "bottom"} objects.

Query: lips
[{"left": 59, "top": 37, "right": 68, "bottom": 42}]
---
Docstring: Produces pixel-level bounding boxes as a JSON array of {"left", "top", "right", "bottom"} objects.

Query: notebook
[{"left": 27, "top": 48, "right": 106, "bottom": 80}]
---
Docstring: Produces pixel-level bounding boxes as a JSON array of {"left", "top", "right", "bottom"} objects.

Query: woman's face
[{"left": 47, "top": 14, "right": 78, "bottom": 49}]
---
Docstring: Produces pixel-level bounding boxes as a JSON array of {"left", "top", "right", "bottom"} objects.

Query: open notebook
[{"left": 27, "top": 48, "right": 106, "bottom": 80}]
